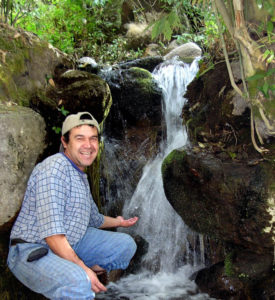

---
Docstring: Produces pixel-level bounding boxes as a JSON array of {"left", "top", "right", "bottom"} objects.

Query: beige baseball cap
[{"left": 62, "top": 112, "right": 100, "bottom": 136}]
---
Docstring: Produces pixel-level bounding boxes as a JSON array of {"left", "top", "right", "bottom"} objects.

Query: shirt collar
[{"left": 61, "top": 152, "right": 86, "bottom": 175}]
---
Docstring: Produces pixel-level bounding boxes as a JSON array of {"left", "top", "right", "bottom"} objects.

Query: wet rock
[
  {"left": 77, "top": 57, "right": 100, "bottom": 74},
  {"left": 195, "top": 251, "right": 274, "bottom": 300},
  {"left": 102, "top": 66, "right": 163, "bottom": 153},
  {"left": 0, "top": 104, "right": 46, "bottom": 229},
  {"left": 57, "top": 70, "right": 112, "bottom": 123},
  {"left": 195, "top": 262, "right": 246, "bottom": 299},
  {"left": 126, "top": 235, "right": 149, "bottom": 275},
  {"left": 162, "top": 148, "right": 274, "bottom": 253},
  {"left": 117, "top": 56, "right": 163, "bottom": 72}
]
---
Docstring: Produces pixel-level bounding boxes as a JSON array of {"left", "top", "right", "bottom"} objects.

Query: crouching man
[{"left": 7, "top": 112, "right": 138, "bottom": 299}]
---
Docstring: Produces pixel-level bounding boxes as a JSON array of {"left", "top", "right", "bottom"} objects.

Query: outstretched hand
[
  {"left": 85, "top": 267, "right": 107, "bottom": 294},
  {"left": 116, "top": 216, "right": 138, "bottom": 228}
]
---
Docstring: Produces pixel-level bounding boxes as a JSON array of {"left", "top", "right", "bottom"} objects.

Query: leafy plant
[
  {"left": 151, "top": 9, "right": 181, "bottom": 41},
  {"left": 224, "top": 252, "right": 234, "bottom": 277},
  {"left": 247, "top": 68, "right": 275, "bottom": 99},
  {"left": 238, "top": 272, "right": 249, "bottom": 279},
  {"left": 52, "top": 106, "right": 69, "bottom": 135}
]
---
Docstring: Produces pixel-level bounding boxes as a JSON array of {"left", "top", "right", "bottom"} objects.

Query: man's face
[{"left": 61, "top": 125, "right": 99, "bottom": 171}]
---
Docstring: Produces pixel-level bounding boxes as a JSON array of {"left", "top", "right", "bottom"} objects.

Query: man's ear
[{"left": 61, "top": 136, "right": 67, "bottom": 150}]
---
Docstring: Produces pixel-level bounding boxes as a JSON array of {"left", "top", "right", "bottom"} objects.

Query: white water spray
[
  {"left": 121, "top": 58, "right": 200, "bottom": 271},
  {"left": 97, "top": 58, "right": 213, "bottom": 300}
]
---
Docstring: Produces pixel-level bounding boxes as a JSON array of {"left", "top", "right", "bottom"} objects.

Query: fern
[{"left": 151, "top": 10, "right": 181, "bottom": 41}]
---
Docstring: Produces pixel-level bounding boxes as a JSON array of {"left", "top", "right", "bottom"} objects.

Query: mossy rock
[{"left": 0, "top": 23, "right": 72, "bottom": 106}]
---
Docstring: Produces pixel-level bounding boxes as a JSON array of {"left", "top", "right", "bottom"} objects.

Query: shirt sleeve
[
  {"left": 36, "top": 172, "right": 67, "bottom": 240},
  {"left": 88, "top": 194, "right": 104, "bottom": 228}
]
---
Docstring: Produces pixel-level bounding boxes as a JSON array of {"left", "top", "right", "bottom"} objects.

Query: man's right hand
[{"left": 86, "top": 268, "right": 107, "bottom": 293}]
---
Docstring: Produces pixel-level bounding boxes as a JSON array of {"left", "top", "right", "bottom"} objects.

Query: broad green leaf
[
  {"left": 262, "top": 82, "right": 269, "bottom": 95},
  {"left": 267, "top": 53, "right": 274, "bottom": 64},
  {"left": 267, "top": 21, "right": 274, "bottom": 34},
  {"left": 247, "top": 70, "right": 267, "bottom": 81},
  {"left": 267, "top": 68, "right": 275, "bottom": 76}
]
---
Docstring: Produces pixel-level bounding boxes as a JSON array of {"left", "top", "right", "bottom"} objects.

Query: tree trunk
[{"left": 214, "top": 0, "right": 274, "bottom": 153}]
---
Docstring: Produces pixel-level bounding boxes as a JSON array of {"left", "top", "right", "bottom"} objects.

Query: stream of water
[{"left": 97, "top": 58, "right": 214, "bottom": 300}]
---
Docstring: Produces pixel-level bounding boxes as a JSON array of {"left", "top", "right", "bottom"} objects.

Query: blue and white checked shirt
[{"left": 10, "top": 153, "right": 104, "bottom": 245}]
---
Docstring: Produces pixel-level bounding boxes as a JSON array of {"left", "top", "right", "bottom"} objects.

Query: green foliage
[
  {"left": 17, "top": 0, "right": 92, "bottom": 54},
  {"left": 228, "top": 151, "right": 237, "bottom": 160},
  {"left": 175, "top": 32, "right": 205, "bottom": 44},
  {"left": 238, "top": 272, "right": 249, "bottom": 279},
  {"left": 224, "top": 252, "right": 235, "bottom": 277},
  {"left": 52, "top": 105, "right": 69, "bottom": 135},
  {"left": 2, "top": 0, "right": 143, "bottom": 63},
  {"left": 256, "top": 0, "right": 274, "bottom": 15},
  {"left": 150, "top": 0, "right": 220, "bottom": 53},
  {"left": 247, "top": 68, "right": 275, "bottom": 99},
  {"left": 1, "top": 0, "right": 37, "bottom": 25},
  {"left": 151, "top": 10, "right": 181, "bottom": 41},
  {"left": 86, "top": 36, "right": 144, "bottom": 64}
]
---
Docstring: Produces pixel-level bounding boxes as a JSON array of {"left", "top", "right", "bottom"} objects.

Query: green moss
[
  {"left": 263, "top": 96, "right": 275, "bottom": 119},
  {"left": 129, "top": 67, "right": 151, "bottom": 78},
  {"left": 162, "top": 149, "right": 187, "bottom": 175},
  {"left": 129, "top": 67, "right": 155, "bottom": 93},
  {"left": 224, "top": 252, "right": 235, "bottom": 277},
  {"left": 0, "top": 43, "right": 31, "bottom": 105},
  {"left": 0, "top": 25, "right": 55, "bottom": 105}
]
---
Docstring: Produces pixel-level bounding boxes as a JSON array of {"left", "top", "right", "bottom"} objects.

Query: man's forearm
[
  {"left": 45, "top": 234, "right": 88, "bottom": 271},
  {"left": 45, "top": 234, "right": 107, "bottom": 293},
  {"left": 100, "top": 216, "right": 121, "bottom": 229}
]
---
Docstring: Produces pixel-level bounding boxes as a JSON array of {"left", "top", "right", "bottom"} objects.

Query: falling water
[{"left": 97, "top": 58, "right": 213, "bottom": 300}]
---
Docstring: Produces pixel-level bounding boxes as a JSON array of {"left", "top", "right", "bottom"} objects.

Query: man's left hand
[{"left": 116, "top": 216, "right": 138, "bottom": 227}]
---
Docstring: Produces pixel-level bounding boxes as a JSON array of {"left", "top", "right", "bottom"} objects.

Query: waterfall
[{"left": 97, "top": 58, "right": 213, "bottom": 300}]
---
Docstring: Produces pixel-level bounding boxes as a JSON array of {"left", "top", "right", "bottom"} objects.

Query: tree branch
[
  {"left": 250, "top": 108, "right": 268, "bottom": 153},
  {"left": 213, "top": 1, "right": 243, "bottom": 97},
  {"left": 214, "top": 0, "right": 234, "bottom": 37}
]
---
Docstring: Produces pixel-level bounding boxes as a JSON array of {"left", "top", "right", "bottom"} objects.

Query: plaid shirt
[{"left": 10, "top": 153, "right": 104, "bottom": 245}]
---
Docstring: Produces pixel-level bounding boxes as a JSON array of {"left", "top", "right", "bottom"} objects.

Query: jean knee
[{"left": 121, "top": 233, "right": 137, "bottom": 259}]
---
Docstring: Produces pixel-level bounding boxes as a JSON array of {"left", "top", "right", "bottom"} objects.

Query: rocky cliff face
[{"left": 162, "top": 62, "right": 275, "bottom": 299}]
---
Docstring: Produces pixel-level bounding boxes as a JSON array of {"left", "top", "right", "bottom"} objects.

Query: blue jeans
[{"left": 7, "top": 227, "right": 137, "bottom": 299}]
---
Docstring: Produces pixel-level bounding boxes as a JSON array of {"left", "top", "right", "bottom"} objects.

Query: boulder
[
  {"left": 195, "top": 252, "right": 274, "bottom": 300},
  {"left": 77, "top": 57, "right": 99, "bottom": 74},
  {"left": 124, "top": 22, "right": 152, "bottom": 49},
  {"left": 0, "top": 104, "right": 46, "bottom": 229},
  {"left": 117, "top": 56, "right": 163, "bottom": 72},
  {"left": 0, "top": 22, "right": 72, "bottom": 105},
  {"left": 164, "top": 42, "right": 202, "bottom": 63},
  {"left": 102, "top": 66, "right": 162, "bottom": 141},
  {"left": 162, "top": 148, "right": 274, "bottom": 253}
]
